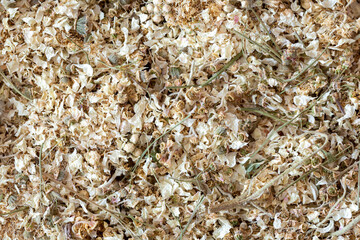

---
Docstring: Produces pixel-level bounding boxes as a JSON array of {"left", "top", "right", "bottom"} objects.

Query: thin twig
[
  {"left": 0, "top": 151, "right": 20, "bottom": 159},
  {"left": 44, "top": 173, "right": 138, "bottom": 239},
  {"left": 200, "top": 52, "right": 243, "bottom": 87},
  {"left": 358, "top": 160, "right": 360, "bottom": 207},
  {"left": 41, "top": 140, "right": 61, "bottom": 162},
  {"left": 247, "top": 103, "right": 313, "bottom": 163},
  {"left": 167, "top": 52, "right": 243, "bottom": 89},
  {"left": 279, "top": 73, "right": 325, "bottom": 95},
  {"left": 178, "top": 195, "right": 205, "bottom": 240},
  {"left": 275, "top": 43, "right": 330, "bottom": 83},
  {"left": 232, "top": 30, "right": 282, "bottom": 63},
  {"left": 277, "top": 146, "right": 350, "bottom": 197},
  {"left": 239, "top": 107, "right": 296, "bottom": 126},
  {"left": 151, "top": 169, "right": 183, "bottom": 231},
  {"left": 316, "top": 179, "right": 346, "bottom": 228},
  {"left": 0, "top": 69, "right": 32, "bottom": 101},
  {"left": 211, "top": 132, "right": 328, "bottom": 212},
  {"left": 247, "top": 82, "right": 333, "bottom": 164},
  {"left": 39, "top": 142, "right": 44, "bottom": 195},
  {"left": 331, "top": 214, "right": 360, "bottom": 236},
  {"left": 65, "top": 35, "right": 91, "bottom": 65},
  {"left": 0, "top": 206, "right": 29, "bottom": 216},
  {"left": 167, "top": 84, "right": 198, "bottom": 89},
  {"left": 250, "top": 8, "right": 282, "bottom": 57},
  {"left": 132, "top": 115, "right": 191, "bottom": 174}
]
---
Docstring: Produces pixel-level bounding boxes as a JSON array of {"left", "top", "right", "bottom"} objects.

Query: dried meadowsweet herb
[{"left": 2, "top": 0, "right": 360, "bottom": 238}]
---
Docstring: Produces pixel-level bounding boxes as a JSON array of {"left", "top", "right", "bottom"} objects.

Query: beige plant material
[{"left": 0, "top": 0, "right": 360, "bottom": 239}]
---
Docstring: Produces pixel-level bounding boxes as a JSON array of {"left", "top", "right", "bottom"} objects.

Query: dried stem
[
  {"left": 317, "top": 179, "right": 346, "bottom": 228},
  {"left": 39, "top": 142, "right": 45, "bottom": 195},
  {"left": 178, "top": 195, "right": 205, "bottom": 240},
  {"left": 250, "top": 8, "right": 282, "bottom": 57},
  {"left": 232, "top": 30, "right": 282, "bottom": 63},
  {"left": 0, "top": 206, "right": 29, "bottom": 216},
  {"left": 331, "top": 214, "right": 360, "bottom": 236},
  {"left": 278, "top": 147, "right": 350, "bottom": 197},
  {"left": 151, "top": 169, "right": 183, "bottom": 231},
  {"left": 239, "top": 107, "right": 297, "bottom": 126},
  {"left": 167, "top": 51, "right": 243, "bottom": 89},
  {"left": 132, "top": 114, "right": 191, "bottom": 174},
  {"left": 276, "top": 43, "right": 330, "bottom": 83},
  {"left": 358, "top": 160, "right": 360, "bottom": 208},
  {"left": 65, "top": 35, "right": 91, "bottom": 65},
  {"left": 279, "top": 73, "right": 325, "bottom": 95},
  {"left": 44, "top": 173, "right": 138, "bottom": 239},
  {"left": 0, "top": 69, "right": 32, "bottom": 101},
  {"left": 211, "top": 132, "right": 328, "bottom": 212}
]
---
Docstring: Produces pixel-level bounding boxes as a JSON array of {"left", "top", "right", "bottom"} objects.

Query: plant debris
[{"left": 1, "top": 0, "right": 360, "bottom": 239}]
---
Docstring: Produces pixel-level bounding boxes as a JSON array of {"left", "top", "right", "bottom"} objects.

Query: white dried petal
[
  {"left": 44, "top": 46, "right": 55, "bottom": 61},
  {"left": 273, "top": 213, "right": 282, "bottom": 229},
  {"left": 159, "top": 180, "right": 176, "bottom": 199},
  {"left": 68, "top": 151, "right": 83, "bottom": 175},
  {"left": 256, "top": 216, "right": 268, "bottom": 230},
  {"left": 146, "top": 3, "right": 154, "bottom": 13},
  {"left": 218, "top": 152, "right": 237, "bottom": 167},
  {"left": 316, "top": 220, "right": 334, "bottom": 233},
  {"left": 213, "top": 218, "right": 232, "bottom": 238},
  {"left": 153, "top": 0, "right": 162, "bottom": 5},
  {"left": 333, "top": 208, "right": 352, "bottom": 221},
  {"left": 130, "top": 134, "right": 140, "bottom": 144},
  {"left": 351, "top": 149, "right": 360, "bottom": 159},
  {"left": 294, "top": 95, "right": 314, "bottom": 107},
  {"left": 162, "top": 4, "right": 171, "bottom": 13},
  {"left": 223, "top": 4, "right": 234, "bottom": 13},
  {"left": 307, "top": 211, "right": 320, "bottom": 223},
  {"left": 319, "top": 0, "right": 338, "bottom": 9},
  {"left": 123, "top": 142, "right": 135, "bottom": 153},
  {"left": 337, "top": 104, "right": 357, "bottom": 122},
  {"left": 74, "top": 64, "right": 93, "bottom": 77},
  {"left": 84, "top": 151, "right": 100, "bottom": 166},
  {"left": 152, "top": 15, "right": 163, "bottom": 24},
  {"left": 9, "top": 98, "right": 29, "bottom": 116}
]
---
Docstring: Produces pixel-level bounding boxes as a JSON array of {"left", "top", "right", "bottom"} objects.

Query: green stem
[
  {"left": 132, "top": 115, "right": 191, "bottom": 174},
  {"left": 200, "top": 52, "right": 243, "bottom": 87},
  {"left": 0, "top": 206, "right": 29, "bottom": 216},
  {"left": 167, "top": 52, "right": 243, "bottom": 89},
  {"left": 178, "top": 195, "right": 205, "bottom": 240},
  {"left": 0, "top": 69, "right": 32, "bottom": 101},
  {"left": 232, "top": 30, "right": 282, "bottom": 63},
  {"left": 251, "top": 8, "right": 282, "bottom": 57}
]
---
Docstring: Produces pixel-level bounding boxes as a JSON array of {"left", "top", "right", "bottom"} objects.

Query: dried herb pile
[{"left": 0, "top": 0, "right": 360, "bottom": 239}]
